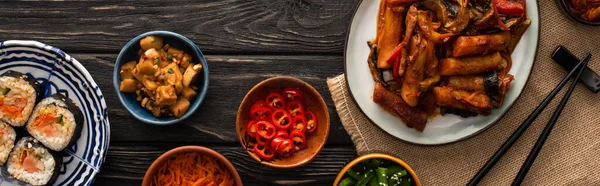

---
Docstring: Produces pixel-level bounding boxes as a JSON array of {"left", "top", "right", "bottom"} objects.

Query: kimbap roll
[
  {"left": 27, "top": 94, "right": 83, "bottom": 151},
  {"left": 6, "top": 137, "right": 61, "bottom": 186},
  {"left": 0, "top": 121, "right": 16, "bottom": 166},
  {"left": 0, "top": 70, "right": 40, "bottom": 127}
]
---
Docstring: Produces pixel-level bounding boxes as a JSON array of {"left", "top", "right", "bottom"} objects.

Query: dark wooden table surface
[{"left": 1, "top": 1, "right": 362, "bottom": 185}]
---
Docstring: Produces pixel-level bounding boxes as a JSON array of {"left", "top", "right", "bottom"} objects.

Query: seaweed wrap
[
  {"left": 0, "top": 121, "right": 17, "bottom": 165},
  {"left": 26, "top": 94, "right": 83, "bottom": 151},
  {"left": 0, "top": 70, "right": 41, "bottom": 127},
  {"left": 6, "top": 137, "right": 61, "bottom": 186}
]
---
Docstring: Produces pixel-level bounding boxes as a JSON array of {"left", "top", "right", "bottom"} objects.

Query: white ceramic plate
[
  {"left": 345, "top": 0, "right": 540, "bottom": 145},
  {"left": 0, "top": 40, "right": 110, "bottom": 185}
]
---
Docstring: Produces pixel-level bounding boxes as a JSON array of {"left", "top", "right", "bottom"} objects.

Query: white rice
[
  {"left": 27, "top": 97, "right": 77, "bottom": 151},
  {"left": 7, "top": 137, "right": 56, "bottom": 186},
  {"left": 0, "top": 121, "right": 16, "bottom": 165},
  {"left": 0, "top": 75, "right": 37, "bottom": 127}
]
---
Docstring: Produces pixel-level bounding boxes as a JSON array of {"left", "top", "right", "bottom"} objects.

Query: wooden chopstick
[
  {"left": 511, "top": 54, "right": 591, "bottom": 185},
  {"left": 466, "top": 53, "right": 592, "bottom": 186}
]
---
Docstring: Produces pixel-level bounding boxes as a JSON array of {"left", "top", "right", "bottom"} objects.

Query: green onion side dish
[{"left": 338, "top": 159, "right": 413, "bottom": 186}]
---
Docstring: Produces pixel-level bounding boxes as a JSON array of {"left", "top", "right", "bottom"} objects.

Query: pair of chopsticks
[{"left": 467, "top": 53, "right": 592, "bottom": 186}]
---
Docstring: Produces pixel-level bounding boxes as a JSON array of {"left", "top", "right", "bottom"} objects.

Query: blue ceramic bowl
[{"left": 113, "top": 31, "right": 209, "bottom": 125}]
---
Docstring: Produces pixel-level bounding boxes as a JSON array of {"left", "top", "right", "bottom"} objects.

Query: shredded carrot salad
[{"left": 152, "top": 152, "right": 235, "bottom": 186}]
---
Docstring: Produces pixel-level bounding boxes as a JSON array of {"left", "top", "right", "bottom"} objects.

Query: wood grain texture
[
  {"left": 0, "top": 0, "right": 358, "bottom": 54},
  {"left": 71, "top": 53, "right": 350, "bottom": 144},
  {"left": 0, "top": 1, "right": 367, "bottom": 185},
  {"left": 95, "top": 143, "right": 357, "bottom": 186}
]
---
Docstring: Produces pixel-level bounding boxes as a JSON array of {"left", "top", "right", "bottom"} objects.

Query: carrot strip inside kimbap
[
  {"left": 0, "top": 97, "right": 27, "bottom": 118},
  {"left": 32, "top": 112, "right": 59, "bottom": 136}
]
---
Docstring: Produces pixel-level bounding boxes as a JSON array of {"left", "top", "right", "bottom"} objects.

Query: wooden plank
[
  {"left": 94, "top": 143, "right": 357, "bottom": 185},
  {"left": 70, "top": 53, "right": 352, "bottom": 144},
  {"left": 0, "top": 0, "right": 359, "bottom": 54}
]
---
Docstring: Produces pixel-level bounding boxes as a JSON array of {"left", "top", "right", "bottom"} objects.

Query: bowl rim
[
  {"left": 141, "top": 146, "right": 243, "bottom": 186},
  {"left": 235, "top": 76, "right": 330, "bottom": 169},
  {"left": 333, "top": 153, "right": 422, "bottom": 186},
  {"left": 113, "top": 30, "right": 210, "bottom": 125}
]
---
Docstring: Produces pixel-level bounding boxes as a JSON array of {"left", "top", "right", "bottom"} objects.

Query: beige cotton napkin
[{"left": 327, "top": 0, "right": 600, "bottom": 185}]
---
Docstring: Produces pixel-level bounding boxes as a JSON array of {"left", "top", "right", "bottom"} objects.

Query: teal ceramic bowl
[{"left": 113, "top": 31, "right": 209, "bottom": 125}]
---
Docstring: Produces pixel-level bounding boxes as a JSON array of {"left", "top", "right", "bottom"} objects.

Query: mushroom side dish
[{"left": 368, "top": 0, "right": 530, "bottom": 132}]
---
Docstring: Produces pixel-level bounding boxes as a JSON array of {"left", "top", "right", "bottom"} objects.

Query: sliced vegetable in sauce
[{"left": 368, "top": 0, "right": 528, "bottom": 132}]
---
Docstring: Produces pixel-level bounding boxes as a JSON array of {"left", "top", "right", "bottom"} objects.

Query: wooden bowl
[
  {"left": 142, "top": 146, "right": 243, "bottom": 186},
  {"left": 236, "top": 76, "right": 330, "bottom": 169},
  {"left": 333, "top": 153, "right": 422, "bottom": 186}
]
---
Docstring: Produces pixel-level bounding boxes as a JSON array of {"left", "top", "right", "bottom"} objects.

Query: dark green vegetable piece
[
  {"left": 353, "top": 162, "right": 368, "bottom": 172},
  {"left": 390, "top": 179, "right": 401, "bottom": 186},
  {"left": 368, "top": 176, "right": 379, "bottom": 186},
  {"left": 389, "top": 171, "right": 409, "bottom": 186},
  {"left": 0, "top": 87, "right": 10, "bottom": 95},
  {"left": 389, "top": 173, "right": 401, "bottom": 186},
  {"left": 339, "top": 177, "right": 357, "bottom": 186},
  {"left": 399, "top": 178, "right": 412, "bottom": 186},
  {"left": 376, "top": 167, "right": 389, "bottom": 186},
  {"left": 357, "top": 170, "right": 375, "bottom": 186},
  {"left": 167, "top": 54, "right": 173, "bottom": 61},
  {"left": 387, "top": 166, "right": 406, "bottom": 175},
  {"left": 154, "top": 58, "right": 160, "bottom": 65},
  {"left": 57, "top": 115, "right": 64, "bottom": 126},
  {"left": 368, "top": 159, "right": 384, "bottom": 168},
  {"left": 348, "top": 169, "right": 362, "bottom": 180}
]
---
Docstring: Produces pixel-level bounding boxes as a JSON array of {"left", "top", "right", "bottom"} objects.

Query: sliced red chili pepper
[
  {"left": 255, "top": 121, "right": 276, "bottom": 139},
  {"left": 251, "top": 100, "right": 269, "bottom": 111},
  {"left": 256, "top": 135, "right": 271, "bottom": 146},
  {"left": 246, "top": 120, "right": 257, "bottom": 138},
  {"left": 387, "top": 44, "right": 402, "bottom": 65},
  {"left": 271, "top": 109, "right": 292, "bottom": 130},
  {"left": 291, "top": 115, "right": 306, "bottom": 132},
  {"left": 305, "top": 111, "right": 318, "bottom": 133},
  {"left": 266, "top": 92, "right": 286, "bottom": 110},
  {"left": 270, "top": 137, "right": 286, "bottom": 152},
  {"left": 282, "top": 88, "right": 303, "bottom": 101},
  {"left": 253, "top": 143, "right": 274, "bottom": 160},
  {"left": 388, "top": 44, "right": 402, "bottom": 83},
  {"left": 275, "top": 130, "right": 289, "bottom": 139},
  {"left": 391, "top": 45, "right": 403, "bottom": 84},
  {"left": 250, "top": 106, "right": 272, "bottom": 121},
  {"left": 277, "top": 139, "right": 295, "bottom": 157},
  {"left": 495, "top": 0, "right": 525, "bottom": 16},
  {"left": 289, "top": 130, "right": 306, "bottom": 151},
  {"left": 286, "top": 101, "right": 305, "bottom": 117}
]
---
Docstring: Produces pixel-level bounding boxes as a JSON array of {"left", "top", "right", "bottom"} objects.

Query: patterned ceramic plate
[{"left": 0, "top": 40, "right": 110, "bottom": 185}]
